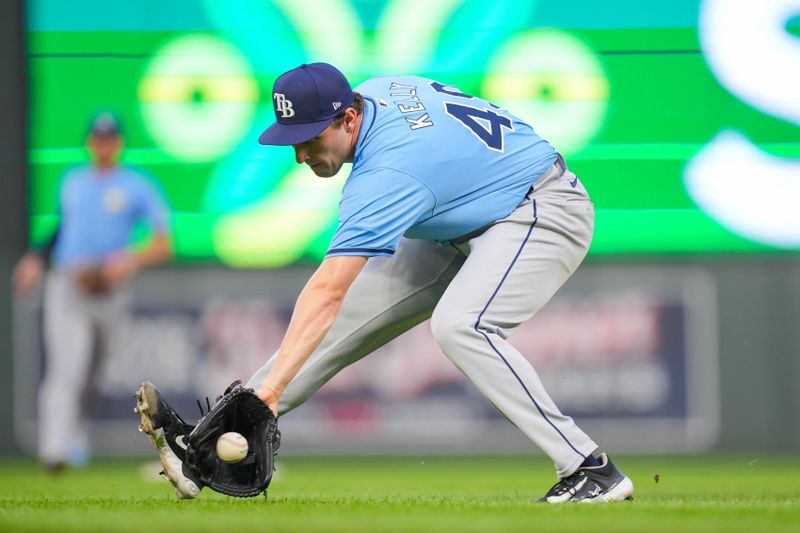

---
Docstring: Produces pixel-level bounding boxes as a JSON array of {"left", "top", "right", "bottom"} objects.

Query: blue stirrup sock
[{"left": 580, "top": 453, "right": 603, "bottom": 468}]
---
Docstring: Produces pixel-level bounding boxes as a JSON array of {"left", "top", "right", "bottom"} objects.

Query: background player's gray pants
[
  {"left": 247, "top": 160, "right": 597, "bottom": 478},
  {"left": 39, "top": 270, "right": 129, "bottom": 464}
]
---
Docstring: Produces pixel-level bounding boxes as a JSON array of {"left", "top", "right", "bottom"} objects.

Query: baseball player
[
  {"left": 14, "top": 112, "right": 172, "bottom": 472},
  {"left": 139, "top": 63, "right": 633, "bottom": 503}
]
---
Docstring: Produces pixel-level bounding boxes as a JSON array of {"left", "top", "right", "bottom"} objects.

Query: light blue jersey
[
  {"left": 327, "top": 75, "right": 556, "bottom": 257},
  {"left": 53, "top": 165, "right": 170, "bottom": 268}
]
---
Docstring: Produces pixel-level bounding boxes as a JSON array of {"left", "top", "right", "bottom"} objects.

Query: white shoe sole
[
  {"left": 581, "top": 476, "right": 634, "bottom": 504},
  {"left": 135, "top": 384, "right": 200, "bottom": 500}
]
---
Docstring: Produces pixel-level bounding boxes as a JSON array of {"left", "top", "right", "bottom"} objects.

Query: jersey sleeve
[
  {"left": 133, "top": 173, "right": 171, "bottom": 233},
  {"left": 327, "top": 168, "right": 436, "bottom": 257}
]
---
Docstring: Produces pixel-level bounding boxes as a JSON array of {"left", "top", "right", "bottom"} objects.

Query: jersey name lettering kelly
[
  {"left": 390, "top": 82, "right": 433, "bottom": 130},
  {"left": 326, "top": 75, "right": 557, "bottom": 257}
]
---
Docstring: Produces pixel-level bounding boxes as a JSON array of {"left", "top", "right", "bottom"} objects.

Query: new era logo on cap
[{"left": 259, "top": 63, "right": 355, "bottom": 146}]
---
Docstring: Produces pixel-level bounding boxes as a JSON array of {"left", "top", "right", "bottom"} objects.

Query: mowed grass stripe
[{"left": 1, "top": 455, "right": 798, "bottom": 532}]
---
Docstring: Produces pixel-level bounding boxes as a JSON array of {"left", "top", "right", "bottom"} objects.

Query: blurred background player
[{"left": 12, "top": 112, "right": 173, "bottom": 472}]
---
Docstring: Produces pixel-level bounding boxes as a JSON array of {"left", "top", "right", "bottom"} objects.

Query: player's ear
[{"left": 343, "top": 107, "right": 358, "bottom": 133}]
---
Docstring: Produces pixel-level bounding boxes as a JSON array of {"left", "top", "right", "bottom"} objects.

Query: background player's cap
[
  {"left": 88, "top": 111, "right": 121, "bottom": 138},
  {"left": 259, "top": 63, "right": 354, "bottom": 146}
]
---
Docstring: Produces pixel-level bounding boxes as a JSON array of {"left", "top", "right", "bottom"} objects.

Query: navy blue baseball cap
[
  {"left": 259, "top": 63, "right": 354, "bottom": 146},
  {"left": 88, "top": 111, "right": 122, "bottom": 137}
]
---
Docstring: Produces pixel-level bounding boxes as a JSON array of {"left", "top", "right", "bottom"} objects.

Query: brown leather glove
[{"left": 75, "top": 265, "right": 111, "bottom": 295}]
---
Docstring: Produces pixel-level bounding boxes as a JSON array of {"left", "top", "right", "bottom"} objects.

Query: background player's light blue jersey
[
  {"left": 53, "top": 165, "right": 170, "bottom": 268},
  {"left": 327, "top": 75, "right": 556, "bottom": 258}
]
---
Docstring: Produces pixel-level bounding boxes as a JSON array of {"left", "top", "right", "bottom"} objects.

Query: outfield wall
[{"left": 6, "top": 260, "right": 800, "bottom": 456}]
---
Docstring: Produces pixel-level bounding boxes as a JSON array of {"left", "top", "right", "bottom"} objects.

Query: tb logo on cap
[{"left": 274, "top": 93, "right": 295, "bottom": 119}]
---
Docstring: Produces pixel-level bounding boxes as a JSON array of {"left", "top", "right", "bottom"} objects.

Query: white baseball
[{"left": 216, "top": 432, "right": 249, "bottom": 463}]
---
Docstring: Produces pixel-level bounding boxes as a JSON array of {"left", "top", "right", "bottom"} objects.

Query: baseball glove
[
  {"left": 184, "top": 381, "right": 281, "bottom": 498},
  {"left": 75, "top": 265, "right": 110, "bottom": 295}
]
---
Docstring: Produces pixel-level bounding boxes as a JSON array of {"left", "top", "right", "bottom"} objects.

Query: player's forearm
[
  {"left": 104, "top": 233, "right": 173, "bottom": 286},
  {"left": 131, "top": 233, "right": 173, "bottom": 269},
  {"left": 258, "top": 256, "right": 367, "bottom": 405},
  {"left": 263, "top": 281, "right": 346, "bottom": 393}
]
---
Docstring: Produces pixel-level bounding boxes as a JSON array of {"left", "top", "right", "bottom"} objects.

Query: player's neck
[
  {"left": 93, "top": 160, "right": 118, "bottom": 173},
  {"left": 344, "top": 113, "right": 364, "bottom": 164}
]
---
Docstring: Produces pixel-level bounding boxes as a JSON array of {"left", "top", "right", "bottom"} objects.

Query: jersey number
[{"left": 430, "top": 82, "right": 513, "bottom": 152}]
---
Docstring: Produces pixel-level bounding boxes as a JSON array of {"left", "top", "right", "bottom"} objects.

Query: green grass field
[{"left": 1, "top": 455, "right": 798, "bottom": 532}]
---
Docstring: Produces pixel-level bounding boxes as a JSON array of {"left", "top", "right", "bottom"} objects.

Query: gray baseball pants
[
  {"left": 247, "top": 158, "right": 598, "bottom": 477},
  {"left": 39, "top": 270, "right": 129, "bottom": 464}
]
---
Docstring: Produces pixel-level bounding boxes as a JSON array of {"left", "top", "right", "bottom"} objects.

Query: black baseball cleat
[
  {"left": 539, "top": 453, "right": 634, "bottom": 503},
  {"left": 135, "top": 382, "right": 202, "bottom": 500}
]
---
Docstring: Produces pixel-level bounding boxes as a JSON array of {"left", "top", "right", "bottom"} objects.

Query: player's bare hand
[
  {"left": 255, "top": 385, "right": 280, "bottom": 417},
  {"left": 12, "top": 253, "right": 44, "bottom": 296},
  {"left": 103, "top": 252, "right": 139, "bottom": 288}
]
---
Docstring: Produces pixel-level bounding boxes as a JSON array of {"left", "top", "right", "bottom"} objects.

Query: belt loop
[{"left": 555, "top": 152, "right": 566, "bottom": 174}]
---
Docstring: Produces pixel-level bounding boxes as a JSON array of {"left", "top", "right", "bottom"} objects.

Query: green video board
[{"left": 26, "top": 0, "right": 800, "bottom": 266}]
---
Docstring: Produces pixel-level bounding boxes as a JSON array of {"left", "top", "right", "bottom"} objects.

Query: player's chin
[{"left": 310, "top": 164, "right": 337, "bottom": 178}]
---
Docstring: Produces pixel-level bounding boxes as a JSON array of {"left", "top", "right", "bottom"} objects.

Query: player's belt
[
  {"left": 450, "top": 154, "right": 567, "bottom": 246},
  {"left": 450, "top": 222, "right": 495, "bottom": 245}
]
